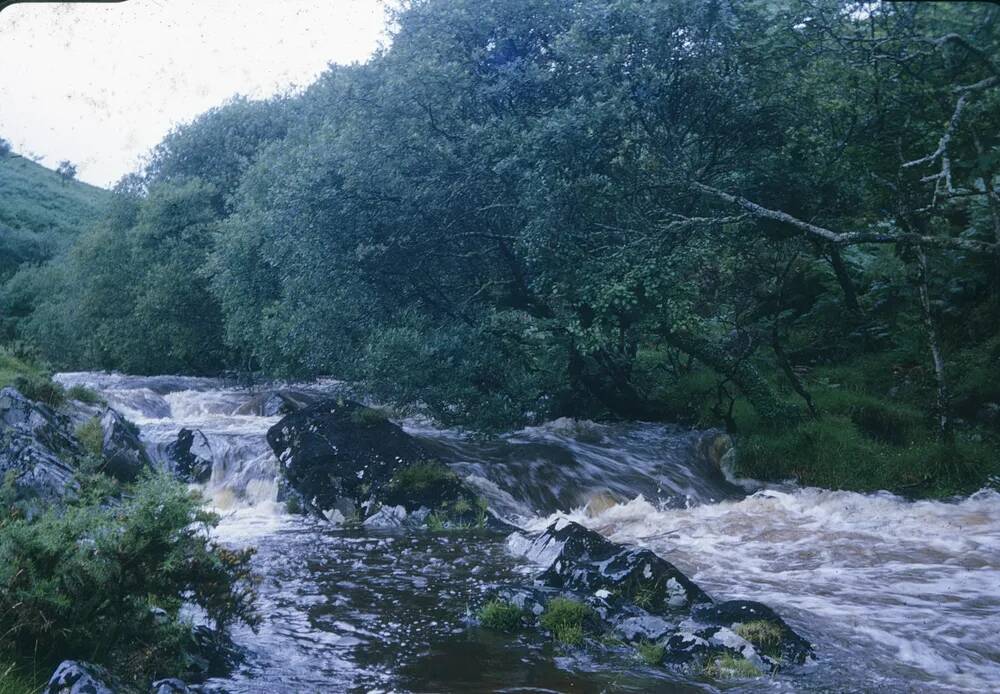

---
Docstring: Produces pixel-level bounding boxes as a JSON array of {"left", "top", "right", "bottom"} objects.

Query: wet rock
[
  {"left": 164, "top": 428, "right": 213, "bottom": 483},
  {"left": 151, "top": 679, "right": 192, "bottom": 694},
  {"left": 266, "top": 399, "right": 483, "bottom": 526},
  {"left": 500, "top": 521, "right": 814, "bottom": 674},
  {"left": 531, "top": 520, "right": 711, "bottom": 612},
  {"left": 363, "top": 504, "right": 408, "bottom": 528},
  {"left": 45, "top": 660, "right": 117, "bottom": 694},
  {"left": 0, "top": 387, "right": 79, "bottom": 505},
  {"left": 235, "top": 389, "right": 321, "bottom": 417},
  {"left": 98, "top": 409, "right": 152, "bottom": 482},
  {"left": 692, "top": 600, "right": 814, "bottom": 664}
]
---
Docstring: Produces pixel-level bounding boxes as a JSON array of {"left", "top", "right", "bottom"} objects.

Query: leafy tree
[{"left": 56, "top": 160, "right": 77, "bottom": 182}]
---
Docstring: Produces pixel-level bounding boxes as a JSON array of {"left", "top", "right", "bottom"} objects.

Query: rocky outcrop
[
  {"left": 164, "top": 428, "right": 213, "bottom": 483},
  {"left": 495, "top": 520, "right": 813, "bottom": 677},
  {"left": 44, "top": 660, "right": 117, "bottom": 694},
  {"left": 266, "top": 399, "right": 487, "bottom": 527},
  {"left": 0, "top": 387, "right": 79, "bottom": 505},
  {"left": 98, "top": 409, "right": 152, "bottom": 482},
  {"left": 531, "top": 519, "right": 711, "bottom": 611}
]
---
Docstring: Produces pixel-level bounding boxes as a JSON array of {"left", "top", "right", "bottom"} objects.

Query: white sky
[{"left": 0, "top": 1, "right": 389, "bottom": 187}]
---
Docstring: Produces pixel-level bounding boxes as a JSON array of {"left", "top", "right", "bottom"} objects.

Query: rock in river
[{"left": 266, "top": 399, "right": 486, "bottom": 527}]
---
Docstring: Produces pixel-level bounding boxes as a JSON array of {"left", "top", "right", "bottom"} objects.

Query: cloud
[{"left": 0, "top": 0, "right": 387, "bottom": 186}]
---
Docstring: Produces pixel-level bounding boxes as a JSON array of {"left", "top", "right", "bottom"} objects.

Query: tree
[{"left": 56, "top": 160, "right": 77, "bottom": 182}]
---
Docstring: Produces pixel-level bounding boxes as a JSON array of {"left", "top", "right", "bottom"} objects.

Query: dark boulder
[
  {"left": 235, "top": 389, "right": 321, "bottom": 417},
  {"left": 164, "top": 428, "right": 213, "bottom": 483},
  {"left": 98, "top": 409, "right": 152, "bottom": 482},
  {"left": 0, "top": 387, "right": 79, "bottom": 505},
  {"left": 691, "top": 600, "right": 814, "bottom": 664},
  {"left": 501, "top": 520, "right": 814, "bottom": 674},
  {"left": 530, "top": 520, "right": 711, "bottom": 612},
  {"left": 266, "top": 399, "right": 484, "bottom": 525},
  {"left": 44, "top": 660, "right": 117, "bottom": 694}
]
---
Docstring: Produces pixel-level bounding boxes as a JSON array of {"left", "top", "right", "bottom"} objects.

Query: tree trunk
[
  {"left": 828, "top": 247, "right": 862, "bottom": 313},
  {"left": 916, "top": 246, "right": 951, "bottom": 440},
  {"left": 661, "top": 329, "right": 801, "bottom": 427}
]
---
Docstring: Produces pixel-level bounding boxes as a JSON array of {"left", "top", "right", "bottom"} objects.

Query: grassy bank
[{"left": 641, "top": 339, "right": 1000, "bottom": 498}]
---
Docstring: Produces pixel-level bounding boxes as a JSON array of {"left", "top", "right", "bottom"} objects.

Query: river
[{"left": 55, "top": 373, "right": 1000, "bottom": 693}]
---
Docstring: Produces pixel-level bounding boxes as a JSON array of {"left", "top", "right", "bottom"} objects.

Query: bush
[
  {"left": 0, "top": 472, "right": 259, "bottom": 687},
  {"left": 477, "top": 600, "right": 524, "bottom": 632},
  {"left": 75, "top": 417, "right": 104, "bottom": 458}
]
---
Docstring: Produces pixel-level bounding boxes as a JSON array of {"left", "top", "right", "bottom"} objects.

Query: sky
[{"left": 0, "top": 0, "right": 389, "bottom": 187}]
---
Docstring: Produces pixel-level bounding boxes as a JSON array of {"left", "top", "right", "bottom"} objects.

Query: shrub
[
  {"left": 0, "top": 472, "right": 259, "bottom": 687},
  {"left": 66, "top": 384, "right": 104, "bottom": 405},
  {"left": 540, "top": 597, "right": 592, "bottom": 645},
  {"left": 75, "top": 417, "right": 104, "bottom": 458},
  {"left": 477, "top": 600, "right": 523, "bottom": 632}
]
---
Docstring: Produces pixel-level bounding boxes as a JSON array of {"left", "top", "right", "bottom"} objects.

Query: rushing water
[{"left": 55, "top": 373, "right": 1000, "bottom": 693}]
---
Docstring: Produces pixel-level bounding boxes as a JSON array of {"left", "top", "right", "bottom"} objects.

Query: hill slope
[{"left": 0, "top": 152, "right": 110, "bottom": 280}]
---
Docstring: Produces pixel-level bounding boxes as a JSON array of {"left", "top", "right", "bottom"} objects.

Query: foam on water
[{"left": 527, "top": 487, "right": 1000, "bottom": 691}]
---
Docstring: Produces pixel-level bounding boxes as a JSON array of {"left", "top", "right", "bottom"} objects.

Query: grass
[
  {"left": 66, "top": 384, "right": 104, "bottom": 406},
  {"left": 0, "top": 659, "right": 44, "bottom": 694},
  {"left": 348, "top": 405, "right": 390, "bottom": 427},
  {"left": 75, "top": 417, "right": 104, "bottom": 458},
  {"left": 636, "top": 640, "right": 665, "bottom": 665},
  {"left": 540, "top": 597, "right": 592, "bottom": 646},
  {"left": 734, "top": 620, "right": 783, "bottom": 658},
  {"left": 477, "top": 600, "right": 524, "bottom": 632},
  {"left": 0, "top": 154, "right": 108, "bottom": 236},
  {"left": 702, "top": 653, "right": 762, "bottom": 679},
  {"left": 0, "top": 351, "right": 45, "bottom": 389}
]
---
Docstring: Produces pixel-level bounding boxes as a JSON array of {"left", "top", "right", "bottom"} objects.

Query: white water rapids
[{"left": 55, "top": 372, "right": 1000, "bottom": 692}]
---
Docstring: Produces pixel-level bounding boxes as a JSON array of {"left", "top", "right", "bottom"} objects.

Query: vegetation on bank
[
  {"left": 0, "top": 356, "right": 260, "bottom": 690},
  {"left": 2, "top": 0, "right": 999, "bottom": 495}
]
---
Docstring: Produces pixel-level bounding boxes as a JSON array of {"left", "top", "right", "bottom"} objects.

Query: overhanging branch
[{"left": 691, "top": 182, "right": 999, "bottom": 255}]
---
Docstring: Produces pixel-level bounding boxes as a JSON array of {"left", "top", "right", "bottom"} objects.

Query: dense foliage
[
  {"left": 0, "top": 470, "right": 258, "bottom": 688},
  {"left": 3, "top": 0, "right": 999, "bottom": 492}
]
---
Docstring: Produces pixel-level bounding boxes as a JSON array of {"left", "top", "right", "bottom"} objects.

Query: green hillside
[{"left": 0, "top": 151, "right": 110, "bottom": 281}]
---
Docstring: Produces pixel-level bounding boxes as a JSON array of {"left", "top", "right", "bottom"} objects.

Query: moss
[
  {"left": 636, "top": 640, "right": 665, "bottom": 665},
  {"left": 477, "top": 600, "right": 523, "bottom": 632},
  {"left": 703, "top": 653, "right": 762, "bottom": 679},
  {"left": 540, "top": 597, "right": 592, "bottom": 646},
  {"left": 734, "top": 620, "right": 783, "bottom": 657},
  {"left": 349, "top": 406, "right": 390, "bottom": 427},
  {"left": 389, "top": 461, "right": 458, "bottom": 491},
  {"left": 75, "top": 417, "right": 104, "bottom": 458},
  {"left": 66, "top": 384, "right": 104, "bottom": 406}
]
